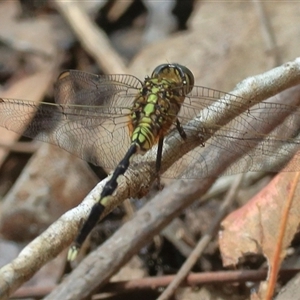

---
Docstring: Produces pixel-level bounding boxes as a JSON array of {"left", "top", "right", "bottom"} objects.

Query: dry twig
[
  {"left": 252, "top": 0, "right": 282, "bottom": 66},
  {"left": 54, "top": 0, "right": 127, "bottom": 74},
  {"left": 10, "top": 269, "right": 300, "bottom": 299}
]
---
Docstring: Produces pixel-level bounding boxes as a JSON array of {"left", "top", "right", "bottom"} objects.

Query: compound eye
[
  {"left": 176, "top": 64, "right": 194, "bottom": 93},
  {"left": 151, "top": 64, "right": 169, "bottom": 77},
  {"left": 151, "top": 63, "right": 195, "bottom": 94}
]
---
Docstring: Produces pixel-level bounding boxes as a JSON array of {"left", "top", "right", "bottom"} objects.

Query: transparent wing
[
  {"left": 0, "top": 71, "right": 143, "bottom": 169},
  {"left": 163, "top": 86, "right": 300, "bottom": 178},
  {"left": 1, "top": 70, "right": 300, "bottom": 179}
]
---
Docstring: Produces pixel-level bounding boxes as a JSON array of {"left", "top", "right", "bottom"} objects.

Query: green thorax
[{"left": 129, "top": 65, "right": 193, "bottom": 153}]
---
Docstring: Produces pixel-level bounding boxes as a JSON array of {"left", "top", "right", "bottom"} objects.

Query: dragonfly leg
[
  {"left": 176, "top": 119, "right": 187, "bottom": 140},
  {"left": 155, "top": 137, "right": 164, "bottom": 189}
]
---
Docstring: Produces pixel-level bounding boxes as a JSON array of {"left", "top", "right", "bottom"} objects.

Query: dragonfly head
[{"left": 151, "top": 63, "right": 194, "bottom": 95}]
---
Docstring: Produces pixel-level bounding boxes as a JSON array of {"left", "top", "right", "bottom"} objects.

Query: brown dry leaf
[
  {"left": 0, "top": 144, "right": 98, "bottom": 242},
  {"left": 219, "top": 170, "right": 300, "bottom": 299},
  {"left": 130, "top": 2, "right": 300, "bottom": 91},
  {"left": 220, "top": 171, "right": 300, "bottom": 266}
]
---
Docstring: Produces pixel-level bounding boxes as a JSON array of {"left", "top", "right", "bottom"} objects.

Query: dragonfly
[{"left": 0, "top": 63, "right": 300, "bottom": 260}]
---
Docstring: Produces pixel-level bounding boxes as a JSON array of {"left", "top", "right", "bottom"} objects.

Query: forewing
[{"left": 0, "top": 72, "right": 142, "bottom": 169}]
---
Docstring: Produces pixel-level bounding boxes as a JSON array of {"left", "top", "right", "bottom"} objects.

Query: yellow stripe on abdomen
[{"left": 132, "top": 121, "right": 156, "bottom": 152}]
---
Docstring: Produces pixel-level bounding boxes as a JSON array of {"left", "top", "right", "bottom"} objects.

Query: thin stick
[
  {"left": 252, "top": 0, "right": 282, "bottom": 66},
  {"left": 54, "top": 0, "right": 127, "bottom": 74},
  {"left": 0, "top": 140, "right": 39, "bottom": 153},
  {"left": 10, "top": 269, "right": 300, "bottom": 299}
]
